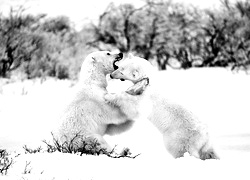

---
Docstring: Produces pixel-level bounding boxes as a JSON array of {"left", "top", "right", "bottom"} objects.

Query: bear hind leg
[
  {"left": 163, "top": 133, "right": 186, "bottom": 158},
  {"left": 189, "top": 141, "right": 220, "bottom": 160},
  {"left": 198, "top": 144, "right": 219, "bottom": 160}
]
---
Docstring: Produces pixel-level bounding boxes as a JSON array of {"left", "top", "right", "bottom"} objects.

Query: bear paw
[{"left": 104, "top": 93, "right": 118, "bottom": 105}]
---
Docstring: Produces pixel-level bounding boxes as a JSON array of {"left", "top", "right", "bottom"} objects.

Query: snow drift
[{"left": 0, "top": 68, "right": 249, "bottom": 179}]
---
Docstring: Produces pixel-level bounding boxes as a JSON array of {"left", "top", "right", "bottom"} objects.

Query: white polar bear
[
  {"left": 105, "top": 54, "right": 219, "bottom": 160},
  {"left": 54, "top": 51, "right": 137, "bottom": 151}
]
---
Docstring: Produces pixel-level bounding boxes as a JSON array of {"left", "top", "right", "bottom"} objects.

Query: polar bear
[
  {"left": 105, "top": 54, "right": 219, "bottom": 160},
  {"left": 55, "top": 51, "right": 137, "bottom": 152}
]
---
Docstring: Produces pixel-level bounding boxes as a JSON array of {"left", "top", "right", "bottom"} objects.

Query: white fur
[
  {"left": 105, "top": 55, "right": 219, "bottom": 160},
  {"left": 54, "top": 51, "right": 134, "bottom": 151}
]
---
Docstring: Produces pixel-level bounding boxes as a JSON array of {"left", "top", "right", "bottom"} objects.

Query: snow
[{"left": 0, "top": 68, "right": 250, "bottom": 179}]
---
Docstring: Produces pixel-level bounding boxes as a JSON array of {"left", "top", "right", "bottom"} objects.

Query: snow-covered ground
[{"left": 0, "top": 68, "right": 250, "bottom": 179}]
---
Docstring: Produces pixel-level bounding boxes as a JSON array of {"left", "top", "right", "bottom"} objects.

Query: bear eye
[{"left": 107, "top": 53, "right": 110, "bottom": 55}]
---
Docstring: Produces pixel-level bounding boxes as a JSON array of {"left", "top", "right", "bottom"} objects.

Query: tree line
[
  {"left": 0, "top": 7, "right": 91, "bottom": 79},
  {"left": 1, "top": 0, "right": 250, "bottom": 79}
]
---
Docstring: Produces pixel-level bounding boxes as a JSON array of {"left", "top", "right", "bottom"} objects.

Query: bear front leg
[
  {"left": 104, "top": 92, "right": 139, "bottom": 119},
  {"left": 126, "top": 78, "right": 148, "bottom": 95}
]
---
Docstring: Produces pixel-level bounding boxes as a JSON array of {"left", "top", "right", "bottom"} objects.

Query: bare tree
[
  {"left": 0, "top": 6, "right": 45, "bottom": 77},
  {"left": 88, "top": 3, "right": 149, "bottom": 52}
]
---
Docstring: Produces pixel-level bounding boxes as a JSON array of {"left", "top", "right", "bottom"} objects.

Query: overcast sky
[{"left": 0, "top": 0, "right": 238, "bottom": 30}]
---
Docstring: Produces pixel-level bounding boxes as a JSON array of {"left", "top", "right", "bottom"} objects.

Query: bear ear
[{"left": 127, "top": 53, "right": 134, "bottom": 59}]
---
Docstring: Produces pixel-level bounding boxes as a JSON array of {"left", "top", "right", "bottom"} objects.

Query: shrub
[
  {"left": 0, "top": 149, "right": 13, "bottom": 175},
  {"left": 23, "top": 145, "right": 43, "bottom": 154},
  {"left": 42, "top": 133, "right": 140, "bottom": 158},
  {"left": 55, "top": 64, "right": 69, "bottom": 79}
]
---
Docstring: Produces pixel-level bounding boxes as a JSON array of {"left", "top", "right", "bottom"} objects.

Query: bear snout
[
  {"left": 110, "top": 72, "right": 125, "bottom": 81},
  {"left": 114, "top": 52, "right": 123, "bottom": 61},
  {"left": 113, "top": 53, "right": 123, "bottom": 70},
  {"left": 118, "top": 52, "right": 123, "bottom": 59},
  {"left": 110, "top": 73, "right": 114, "bottom": 79}
]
